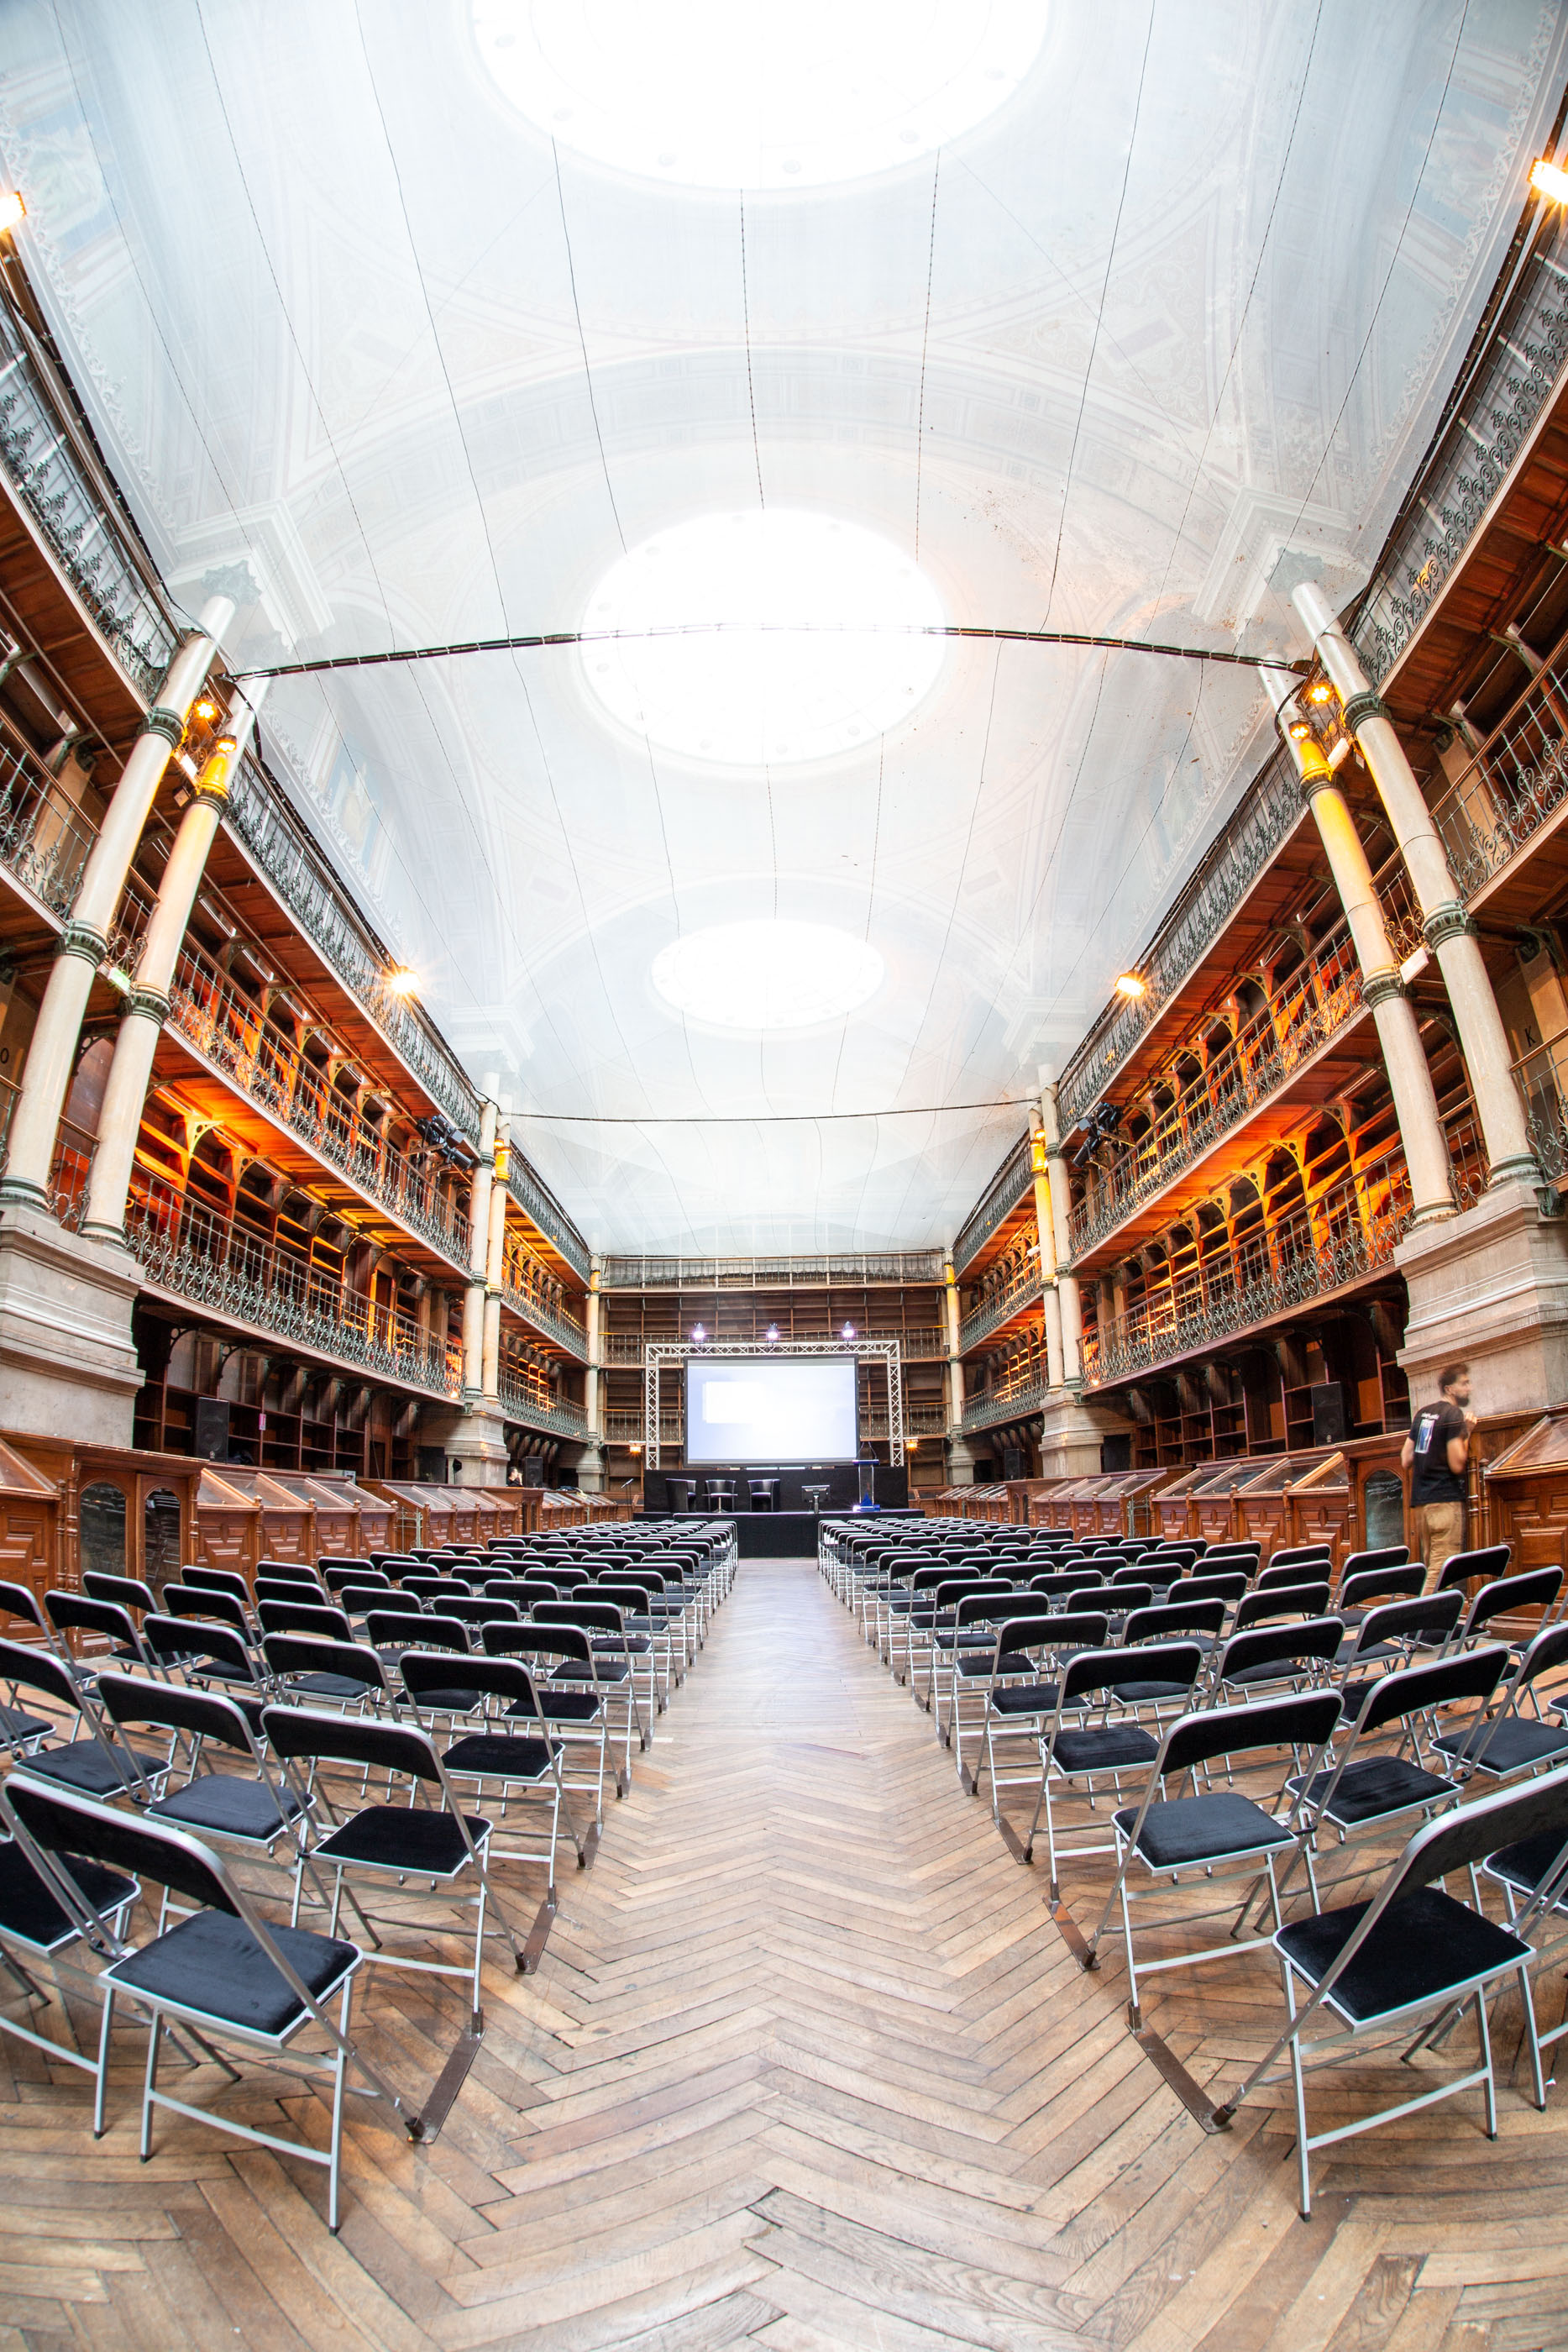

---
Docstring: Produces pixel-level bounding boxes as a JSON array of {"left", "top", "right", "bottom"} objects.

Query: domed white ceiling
[{"left": 3, "top": 0, "right": 1565, "bottom": 1252}]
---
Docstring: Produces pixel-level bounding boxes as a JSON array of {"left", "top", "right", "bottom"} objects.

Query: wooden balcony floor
[{"left": 4, "top": 1563, "right": 1565, "bottom": 2349}]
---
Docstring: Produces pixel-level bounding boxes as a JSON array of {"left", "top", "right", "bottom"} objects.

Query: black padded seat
[
  {"left": 282, "top": 1672, "right": 370, "bottom": 1704},
  {"left": 1111, "top": 1678, "right": 1195, "bottom": 1704},
  {"left": 1487, "top": 1829, "right": 1568, "bottom": 1904},
  {"left": 406, "top": 1684, "right": 486, "bottom": 1714},
  {"left": 990, "top": 1681, "right": 1062, "bottom": 1715},
  {"left": 106, "top": 1908, "right": 357, "bottom": 2039},
  {"left": 0, "top": 1840, "right": 135, "bottom": 1950},
  {"left": 1050, "top": 1724, "right": 1159, "bottom": 1775},
  {"left": 312, "top": 1805, "right": 490, "bottom": 1877},
  {"left": 1290, "top": 1754, "right": 1453, "bottom": 1828},
  {"left": 1224, "top": 1660, "right": 1331, "bottom": 1688},
  {"left": 443, "top": 1733, "right": 553, "bottom": 1781},
  {"left": 24, "top": 1743, "right": 162, "bottom": 1798},
  {"left": 553, "top": 1657, "right": 628, "bottom": 1686},
  {"left": 149, "top": 1778, "right": 304, "bottom": 1841},
  {"left": 0, "top": 1705, "right": 52, "bottom": 1751},
  {"left": 957, "top": 1649, "right": 1041, "bottom": 1681},
  {"left": 1434, "top": 1720, "right": 1568, "bottom": 1776},
  {"left": 1276, "top": 1887, "right": 1529, "bottom": 2024},
  {"left": 1116, "top": 1789, "right": 1292, "bottom": 1869},
  {"left": 511, "top": 1688, "right": 600, "bottom": 1724}
]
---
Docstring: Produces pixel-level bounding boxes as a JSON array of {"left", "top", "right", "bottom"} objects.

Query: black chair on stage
[
  {"left": 749, "top": 1478, "right": 780, "bottom": 1513},
  {"left": 666, "top": 1478, "right": 697, "bottom": 1515},
  {"left": 705, "top": 1478, "right": 736, "bottom": 1512}
]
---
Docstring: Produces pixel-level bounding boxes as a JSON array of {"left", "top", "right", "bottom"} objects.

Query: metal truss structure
[{"left": 642, "top": 1337, "right": 903, "bottom": 1469}]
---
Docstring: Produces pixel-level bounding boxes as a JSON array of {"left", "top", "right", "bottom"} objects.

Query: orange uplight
[
  {"left": 1531, "top": 156, "right": 1568, "bottom": 203},
  {"left": 1288, "top": 718, "right": 1314, "bottom": 741},
  {"left": 1307, "top": 680, "right": 1335, "bottom": 704},
  {"left": 0, "top": 191, "right": 26, "bottom": 234},
  {"left": 1114, "top": 972, "right": 1146, "bottom": 1001},
  {"left": 192, "top": 697, "right": 218, "bottom": 723},
  {"left": 385, "top": 966, "right": 418, "bottom": 997}
]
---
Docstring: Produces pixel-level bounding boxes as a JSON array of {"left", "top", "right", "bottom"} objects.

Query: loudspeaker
[
  {"left": 1002, "top": 1446, "right": 1025, "bottom": 1481},
  {"left": 1310, "top": 1382, "right": 1347, "bottom": 1446},
  {"left": 193, "top": 1399, "right": 230, "bottom": 1461},
  {"left": 417, "top": 1446, "right": 446, "bottom": 1483},
  {"left": 1101, "top": 1432, "right": 1132, "bottom": 1473},
  {"left": 522, "top": 1454, "right": 545, "bottom": 1487}
]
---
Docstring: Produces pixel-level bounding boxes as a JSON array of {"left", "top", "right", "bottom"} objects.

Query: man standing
[{"left": 1401, "top": 1362, "right": 1475, "bottom": 1593}]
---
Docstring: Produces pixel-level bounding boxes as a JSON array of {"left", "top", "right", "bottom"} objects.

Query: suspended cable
[
  {"left": 234, "top": 625, "right": 1307, "bottom": 680},
  {"left": 517, "top": 1096, "right": 1035, "bottom": 1126}
]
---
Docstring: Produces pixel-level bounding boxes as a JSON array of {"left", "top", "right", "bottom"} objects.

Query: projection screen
[{"left": 684, "top": 1356, "right": 858, "bottom": 1464}]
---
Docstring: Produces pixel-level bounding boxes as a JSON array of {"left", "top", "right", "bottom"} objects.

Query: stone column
[
  {"left": 480, "top": 1116, "right": 508, "bottom": 1405},
  {"left": 0, "top": 596, "right": 234, "bottom": 1208},
  {"left": 579, "top": 1255, "right": 606, "bottom": 1492},
  {"left": 461, "top": 1100, "right": 497, "bottom": 1403},
  {"left": 1030, "top": 1123, "right": 1067, "bottom": 1388},
  {"left": 81, "top": 679, "right": 269, "bottom": 1242},
  {"left": 1292, "top": 581, "right": 1538, "bottom": 1186},
  {"left": 941, "top": 1250, "right": 975, "bottom": 1482},
  {"left": 1041, "top": 1083, "right": 1082, "bottom": 1383},
  {"left": 1261, "top": 667, "right": 1455, "bottom": 1226}
]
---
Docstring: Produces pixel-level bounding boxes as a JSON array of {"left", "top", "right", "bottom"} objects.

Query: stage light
[
  {"left": 385, "top": 966, "right": 418, "bottom": 998},
  {"left": 0, "top": 191, "right": 26, "bottom": 234},
  {"left": 473, "top": 0, "right": 1050, "bottom": 192},
  {"left": 192, "top": 698, "right": 218, "bottom": 724},
  {"left": 1114, "top": 972, "right": 1146, "bottom": 1001},
  {"left": 692, "top": 1323, "right": 705, "bottom": 1343},
  {"left": 766, "top": 1326, "right": 779, "bottom": 1342},
  {"left": 1531, "top": 156, "right": 1568, "bottom": 203},
  {"left": 1288, "top": 717, "right": 1314, "bottom": 741},
  {"left": 1307, "top": 680, "right": 1335, "bottom": 705},
  {"left": 583, "top": 511, "right": 945, "bottom": 768},
  {"left": 842, "top": 1323, "right": 856, "bottom": 1340}
]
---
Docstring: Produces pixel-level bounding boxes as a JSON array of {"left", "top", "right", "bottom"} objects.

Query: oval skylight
[
  {"left": 652, "top": 920, "right": 884, "bottom": 1031},
  {"left": 583, "top": 510, "right": 945, "bottom": 768},
  {"left": 472, "top": 0, "right": 1050, "bottom": 192}
]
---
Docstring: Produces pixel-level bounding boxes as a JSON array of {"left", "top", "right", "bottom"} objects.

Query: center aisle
[{"left": 412, "top": 1557, "right": 1274, "bottom": 2350}]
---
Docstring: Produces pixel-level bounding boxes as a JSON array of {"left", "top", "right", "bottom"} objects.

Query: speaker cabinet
[
  {"left": 522, "top": 1454, "right": 545, "bottom": 1487},
  {"left": 1101, "top": 1432, "right": 1132, "bottom": 1473},
  {"left": 1002, "top": 1446, "right": 1025, "bottom": 1481},
  {"left": 1310, "top": 1382, "right": 1347, "bottom": 1447},
  {"left": 193, "top": 1399, "right": 230, "bottom": 1461}
]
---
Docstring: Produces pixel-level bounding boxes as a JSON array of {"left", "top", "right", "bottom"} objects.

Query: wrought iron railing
[
  {"left": 223, "top": 753, "right": 481, "bottom": 1143},
  {"left": 123, "top": 1173, "right": 458, "bottom": 1397},
  {"left": 960, "top": 1374, "right": 1051, "bottom": 1436},
  {"left": 867, "top": 1403, "right": 947, "bottom": 1440},
  {"left": 958, "top": 1259, "right": 1044, "bottom": 1352},
  {"left": 501, "top": 1231, "right": 586, "bottom": 1357},
  {"left": 163, "top": 937, "right": 472, "bottom": 1268},
  {"left": 496, "top": 1376, "right": 587, "bottom": 1439},
  {"left": 505, "top": 1152, "right": 591, "bottom": 1284},
  {"left": 1057, "top": 748, "right": 1303, "bottom": 1133},
  {"left": 599, "top": 1249, "right": 946, "bottom": 1287},
  {"left": 0, "top": 718, "right": 97, "bottom": 918},
  {"left": 1428, "top": 622, "right": 1568, "bottom": 897},
  {"left": 0, "top": 1073, "right": 15, "bottom": 1159},
  {"left": 600, "top": 1325, "right": 944, "bottom": 1364},
  {"left": 1511, "top": 1026, "right": 1568, "bottom": 1183},
  {"left": 1353, "top": 202, "right": 1568, "bottom": 686},
  {"left": 0, "top": 300, "right": 180, "bottom": 699},
  {"left": 606, "top": 1410, "right": 684, "bottom": 1443},
  {"left": 952, "top": 1134, "right": 1034, "bottom": 1275}
]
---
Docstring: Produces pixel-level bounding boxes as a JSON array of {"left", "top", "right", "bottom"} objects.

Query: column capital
[
  {"left": 1424, "top": 900, "right": 1476, "bottom": 948},
  {"left": 1342, "top": 689, "right": 1391, "bottom": 735},
  {"left": 123, "top": 984, "right": 170, "bottom": 1025},
  {"left": 139, "top": 706, "right": 186, "bottom": 746},
  {"left": 57, "top": 918, "right": 108, "bottom": 967},
  {"left": 1360, "top": 967, "right": 1407, "bottom": 1009}
]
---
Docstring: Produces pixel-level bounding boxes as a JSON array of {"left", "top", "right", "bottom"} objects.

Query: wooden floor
[{"left": 4, "top": 1559, "right": 1568, "bottom": 2350}]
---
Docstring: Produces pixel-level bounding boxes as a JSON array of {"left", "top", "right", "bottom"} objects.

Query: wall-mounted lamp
[
  {"left": 1531, "top": 156, "right": 1568, "bottom": 203},
  {"left": 1113, "top": 971, "right": 1146, "bottom": 1001},
  {"left": 385, "top": 966, "right": 417, "bottom": 998}
]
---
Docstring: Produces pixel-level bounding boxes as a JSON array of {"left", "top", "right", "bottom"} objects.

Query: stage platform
[{"left": 637, "top": 1507, "right": 924, "bottom": 1557}]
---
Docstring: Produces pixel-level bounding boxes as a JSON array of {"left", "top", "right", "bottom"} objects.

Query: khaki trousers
[{"left": 1413, "top": 1499, "right": 1465, "bottom": 1594}]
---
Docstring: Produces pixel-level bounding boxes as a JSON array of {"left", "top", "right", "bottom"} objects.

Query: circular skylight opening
[
  {"left": 652, "top": 920, "right": 884, "bottom": 1031},
  {"left": 584, "top": 510, "right": 945, "bottom": 768},
  {"left": 472, "top": 0, "right": 1049, "bottom": 191}
]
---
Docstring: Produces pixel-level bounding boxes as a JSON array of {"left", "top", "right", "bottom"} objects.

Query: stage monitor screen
[{"left": 684, "top": 1356, "right": 858, "bottom": 1465}]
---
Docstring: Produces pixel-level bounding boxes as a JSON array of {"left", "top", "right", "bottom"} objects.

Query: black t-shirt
[{"left": 1409, "top": 1401, "right": 1468, "bottom": 1504}]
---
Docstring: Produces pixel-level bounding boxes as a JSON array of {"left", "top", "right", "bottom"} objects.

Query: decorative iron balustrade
[
  {"left": 952, "top": 1134, "right": 1033, "bottom": 1275},
  {"left": 1066, "top": 926, "right": 1367, "bottom": 1260},
  {"left": 1353, "top": 207, "right": 1568, "bottom": 687},
  {"left": 866, "top": 1404, "right": 948, "bottom": 1440},
  {"left": 958, "top": 1261, "right": 1044, "bottom": 1352},
  {"left": 1428, "top": 622, "right": 1568, "bottom": 897},
  {"left": 605, "top": 1411, "right": 684, "bottom": 1443},
  {"left": 0, "top": 719, "right": 97, "bottom": 918},
  {"left": 505, "top": 1152, "right": 591, "bottom": 1284},
  {"left": 500, "top": 1231, "right": 586, "bottom": 1357},
  {"left": 496, "top": 1377, "right": 587, "bottom": 1440},
  {"left": 960, "top": 1375, "right": 1051, "bottom": 1436},
  {"left": 1082, "top": 1150, "right": 1417, "bottom": 1389},
  {"left": 123, "top": 1175, "right": 458, "bottom": 1398},
  {"left": 0, "top": 1074, "right": 15, "bottom": 1158},
  {"left": 223, "top": 754, "right": 482, "bottom": 1145},
  {"left": 1057, "top": 748, "right": 1303, "bottom": 1134},
  {"left": 162, "top": 937, "right": 473, "bottom": 1268},
  {"left": 0, "top": 302, "right": 180, "bottom": 700},
  {"left": 600, "top": 1248, "right": 945, "bottom": 1287},
  {"left": 1513, "top": 1027, "right": 1568, "bottom": 1183},
  {"left": 600, "top": 1325, "right": 944, "bottom": 1364}
]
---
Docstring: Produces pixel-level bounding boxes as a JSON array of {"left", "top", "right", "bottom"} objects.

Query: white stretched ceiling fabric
[{"left": 3, "top": 2, "right": 1564, "bottom": 1252}]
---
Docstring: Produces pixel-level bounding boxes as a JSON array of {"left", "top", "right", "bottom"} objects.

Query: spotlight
[
  {"left": 1071, "top": 1100, "right": 1122, "bottom": 1172},
  {"left": 1288, "top": 718, "right": 1314, "bottom": 741},
  {"left": 385, "top": 965, "right": 418, "bottom": 998},
  {"left": 1531, "top": 156, "right": 1568, "bottom": 203},
  {"left": 842, "top": 1323, "right": 856, "bottom": 1340},
  {"left": 765, "top": 1325, "right": 779, "bottom": 1342},
  {"left": 692, "top": 1323, "right": 705, "bottom": 1344},
  {"left": 0, "top": 191, "right": 26, "bottom": 234},
  {"left": 1307, "top": 680, "right": 1335, "bottom": 705},
  {"left": 1114, "top": 972, "right": 1146, "bottom": 1001}
]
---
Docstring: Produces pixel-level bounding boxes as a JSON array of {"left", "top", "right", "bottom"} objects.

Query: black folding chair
[
  {"left": 0, "top": 1638, "right": 161, "bottom": 1798},
  {"left": 400, "top": 1651, "right": 585, "bottom": 1887},
  {"left": 1026, "top": 1642, "right": 1207, "bottom": 1898},
  {"left": 981, "top": 1609, "right": 1110, "bottom": 1831},
  {"left": 1210, "top": 1767, "right": 1568, "bottom": 2215},
  {"left": 45, "top": 1591, "right": 150, "bottom": 1674},
  {"left": 484, "top": 1621, "right": 616, "bottom": 1816},
  {"left": 1082, "top": 1691, "right": 1343, "bottom": 2026},
  {"left": 261, "top": 1633, "right": 396, "bottom": 1714},
  {"left": 0, "top": 1772, "right": 414, "bottom": 2229},
  {"left": 183, "top": 1567, "right": 252, "bottom": 1609},
  {"left": 94, "top": 1672, "right": 307, "bottom": 1881},
  {"left": 1433, "top": 1622, "right": 1568, "bottom": 1782},
  {"left": 0, "top": 1820, "right": 136, "bottom": 2137},
  {"left": 261, "top": 1706, "right": 530, "bottom": 2030}
]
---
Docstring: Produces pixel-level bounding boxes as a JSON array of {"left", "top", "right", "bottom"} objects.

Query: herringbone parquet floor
[{"left": 3, "top": 1559, "right": 1567, "bottom": 2350}]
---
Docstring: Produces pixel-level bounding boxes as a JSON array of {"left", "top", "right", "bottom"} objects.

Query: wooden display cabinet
[
  {"left": 1482, "top": 1408, "right": 1568, "bottom": 1571},
  {"left": 4, "top": 1435, "right": 198, "bottom": 1597},
  {"left": 0, "top": 1438, "right": 59, "bottom": 1606}
]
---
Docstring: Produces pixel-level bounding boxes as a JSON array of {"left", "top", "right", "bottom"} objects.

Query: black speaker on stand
[
  {"left": 193, "top": 1399, "right": 230, "bottom": 1461},
  {"left": 1310, "top": 1382, "right": 1347, "bottom": 1447}
]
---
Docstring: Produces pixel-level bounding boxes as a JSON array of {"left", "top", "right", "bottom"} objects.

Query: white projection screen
[{"left": 684, "top": 1357, "right": 858, "bottom": 1464}]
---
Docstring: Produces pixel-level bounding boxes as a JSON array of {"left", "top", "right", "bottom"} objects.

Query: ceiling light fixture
[
  {"left": 1113, "top": 972, "right": 1146, "bottom": 1001},
  {"left": 1531, "top": 156, "right": 1568, "bottom": 203},
  {"left": 652, "top": 919, "right": 884, "bottom": 1032},
  {"left": 584, "top": 511, "right": 945, "bottom": 768},
  {"left": 473, "top": 0, "right": 1050, "bottom": 192},
  {"left": 0, "top": 190, "right": 25, "bottom": 234}
]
